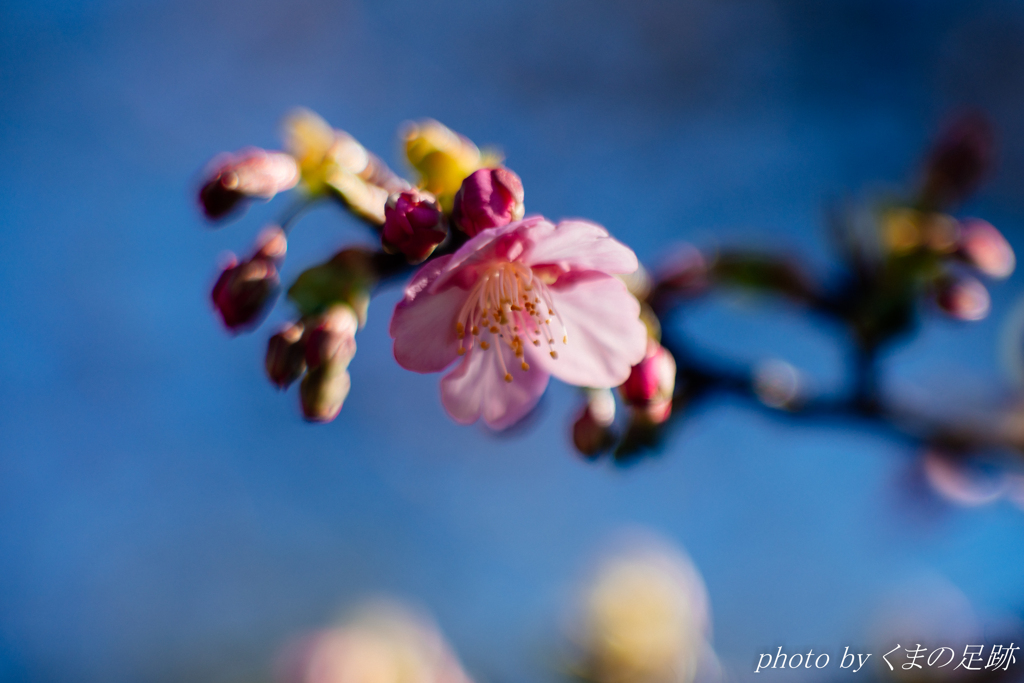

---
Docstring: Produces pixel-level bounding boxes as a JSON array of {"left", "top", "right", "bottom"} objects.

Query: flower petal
[
  {"left": 431, "top": 216, "right": 550, "bottom": 291},
  {"left": 390, "top": 255, "right": 465, "bottom": 373},
  {"left": 528, "top": 272, "right": 648, "bottom": 387},
  {"left": 441, "top": 345, "right": 550, "bottom": 430},
  {"left": 520, "top": 219, "right": 639, "bottom": 274}
]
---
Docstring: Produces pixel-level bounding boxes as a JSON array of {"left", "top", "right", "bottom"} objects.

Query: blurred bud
[
  {"left": 297, "top": 306, "right": 359, "bottom": 423},
  {"left": 573, "top": 388, "right": 617, "bottom": 458},
  {"left": 619, "top": 263, "right": 653, "bottom": 301},
  {"left": 633, "top": 399, "right": 673, "bottom": 427},
  {"left": 404, "top": 119, "right": 498, "bottom": 211},
  {"left": 451, "top": 167, "right": 525, "bottom": 237},
  {"left": 921, "top": 449, "right": 1006, "bottom": 507},
  {"left": 620, "top": 341, "right": 676, "bottom": 417},
  {"left": 300, "top": 363, "right": 351, "bottom": 423},
  {"left": 282, "top": 109, "right": 409, "bottom": 223},
  {"left": 277, "top": 600, "right": 474, "bottom": 683},
  {"left": 266, "top": 322, "right": 307, "bottom": 389},
  {"left": 752, "top": 359, "right": 801, "bottom": 410},
  {"left": 199, "top": 148, "right": 300, "bottom": 221},
  {"left": 304, "top": 305, "right": 359, "bottom": 370},
  {"left": 881, "top": 208, "right": 958, "bottom": 255},
  {"left": 958, "top": 218, "right": 1015, "bottom": 279},
  {"left": 288, "top": 248, "right": 379, "bottom": 325},
  {"left": 921, "top": 113, "right": 994, "bottom": 209},
  {"left": 382, "top": 190, "right": 448, "bottom": 263},
  {"left": 935, "top": 274, "right": 990, "bottom": 321},
  {"left": 570, "top": 534, "right": 718, "bottom": 683},
  {"left": 211, "top": 226, "right": 287, "bottom": 331},
  {"left": 283, "top": 108, "right": 369, "bottom": 192}
]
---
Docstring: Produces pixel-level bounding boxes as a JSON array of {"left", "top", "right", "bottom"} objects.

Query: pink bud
[
  {"left": 265, "top": 322, "right": 307, "bottom": 389},
  {"left": 935, "top": 274, "right": 991, "bottom": 321},
  {"left": 620, "top": 340, "right": 677, "bottom": 409},
  {"left": 634, "top": 398, "right": 673, "bottom": 426},
  {"left": 199, "top": 148, "right": 300, "bottom": 221},
  {"left": 382, "top": 190, "right": 447, "bottom": 263},
  {"left": 211, "top": 227, "right": 287, "bottom": 331},
  {"left": 300, "top": 363, "right": 351, "bottom": 423},
  {"left": 959, "top": 219, "right": 1015, "bottom": 279},
  {"left": 303, "top": 306, "right": 359, "bottom": 369},
  {"left": 451, "top": 167, "right": 525, "bottom": 237}
]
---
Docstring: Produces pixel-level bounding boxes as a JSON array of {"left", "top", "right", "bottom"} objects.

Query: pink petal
[
  {"left": 432, "top": 216, "right": 548, "bottom": 291},
  {"left": 441, "top": 345, "right": 550, "bottom": 430},
  {"left": 528, "top": 273, "right": 647, "bottom": 387},
  {"left": 520, "top": 219, "right": 639, "bottom": 274},
  {"left": 390, "top": 255, "right": 465, "bottom": 373}
]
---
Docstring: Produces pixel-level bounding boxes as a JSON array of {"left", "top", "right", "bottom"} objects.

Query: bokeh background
[{"left": 4, "top": 0, "right": 1024, "bottom": 681}]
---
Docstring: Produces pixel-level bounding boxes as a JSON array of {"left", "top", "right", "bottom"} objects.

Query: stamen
[{"left": 451, "top": 260, "right": 568, "bottom": 381}]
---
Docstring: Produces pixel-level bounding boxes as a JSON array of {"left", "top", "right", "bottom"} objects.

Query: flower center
[{"left": 454, "top": 261, "right": 568, "bottom": 382}]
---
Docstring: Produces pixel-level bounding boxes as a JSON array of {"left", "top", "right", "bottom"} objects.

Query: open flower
[{"left": 390, "top": 217, "right": 648, "bottom": 429}]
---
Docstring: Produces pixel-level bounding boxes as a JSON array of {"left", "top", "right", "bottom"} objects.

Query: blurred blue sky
[{"left": 4, "top": 0, "right": 1024, "bottom": 681}]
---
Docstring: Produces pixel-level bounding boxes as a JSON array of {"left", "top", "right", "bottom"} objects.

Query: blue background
[{"left": 3, "top": 0, "right": 1024, "bottom": 681}]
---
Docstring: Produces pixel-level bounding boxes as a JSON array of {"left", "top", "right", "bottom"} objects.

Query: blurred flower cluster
[
  {"left": 277, "top": 601, "right": 473, "bottom": 683},
  {"left": 559, "top": 113, "right": 1024, "bottom": 496},
  {"left": 566, "top": 534, "right": 719, "bottom": 683},
  {"left": 198, "top": 111, "right": 1024, "bottom": 503},
  {"left": 269, "top": 532, "right": 717, "bottom": 683}
]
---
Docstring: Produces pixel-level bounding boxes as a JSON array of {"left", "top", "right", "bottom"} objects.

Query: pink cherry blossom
[{"left": 390, "top": 216, "right": 648, "bottom": 429}]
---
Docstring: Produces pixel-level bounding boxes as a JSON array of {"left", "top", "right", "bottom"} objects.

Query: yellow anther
[
  {"left": 521, "top": 362, "right": 529, "bottom": 371},
  {"left": 533, "top": 340, "right": 540, "bottom": 346},
  {"left": 489, "top": 326, "right": 499, "bottom": 333},
  {"left": 456, "top": 322, "right": 465, "bottom": 335},
  {"left": 480, "top": 341, "right": 490, "bottom": 350},
  {"left": 563, "top": 335, "right": 568, "bottom": 344},
  {"left": 504, "top": 373, "right": 513, "bottom": 383},
  {"left": 457, "top": 347, "right": 465, "bottom": 355},
  {"left": 550, "top": 351, "right": 558, "bottom": 359},
  {"left": 471, "top": 326, "right": 479, "bottom": 335}
]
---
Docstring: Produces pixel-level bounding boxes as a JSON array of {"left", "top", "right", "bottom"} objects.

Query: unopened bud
[
  {"left": 632, "top": 398, "right": 673, "bottom": 427},
  {"left": 959, "top": 218, "right": 1015, "bottom": 279},
  {"left": 300, "top": 363, "right": 351, "bottom": 423},
  {"left": 199, "top": 148, "right": 299, "bottom": 221},
  {"left": 303, "top": 305, "right": 359, "bottom": 369},
  {"left": 211, "top": 226, "right": 287, "bottom": 331},
  {"left": 935, "top": 274, "right": 991, "bottom": 321},
  {"left": 921, "top": 113, "right": 994, "bottom": 209},
  {"left": 403, "top": 119, "right": 496, "bottom": 211},
  {"left": 265, "top": 322, "right": 306, "bottom": 389},
  {"left": 572, "top": 389, "right": 617, "bottom": 458},
  {"left": 382, "top": 190, "right": 447, "bottom": 263},
  {"left": 882, "top": 208, "right": 959, "bottom": 254},
  {"left": 620, "top": 340, "right": 677, "bottom": 410},
  {"left": 451, "top": 167, "right": 525, "bottom": 237}
]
